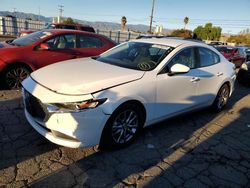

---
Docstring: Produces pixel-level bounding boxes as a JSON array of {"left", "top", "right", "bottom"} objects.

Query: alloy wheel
[
  {"left": 5, "top": 66, "right": 30, "bottom": 89},
  {"left": 216, "top": 85, "right": 230, "bottom": 110},
  {"left": 111, "top": 109, "right": 139, "bottom": 144}
]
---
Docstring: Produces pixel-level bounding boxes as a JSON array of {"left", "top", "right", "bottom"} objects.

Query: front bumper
[
  {"left": 24, "top": 106, "right": 110, "bottom": 148},
  {"left": 22, "top": 78, "right": 110, "bottom": 148}
]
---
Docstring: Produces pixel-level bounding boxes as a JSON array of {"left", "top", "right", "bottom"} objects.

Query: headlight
[
  {"left": 241, "top": 63, "right": 248, "bottom": 71},
  {"left": 47, "top": 98, "right": 107, "bottom": 113}
]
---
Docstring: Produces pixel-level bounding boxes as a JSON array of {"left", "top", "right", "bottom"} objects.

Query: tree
[
  {"left": 121, "top": 16, "right": 127, "bottom": 32},
  {"left": 63, "top": 17, "right": 77, "bottom": 24},
  {"left": 184, "top": 17, "right": 189, "bottom": 30},
  {"left": 227, "top": 34, "right": 250, "bottom": 46},
  {"left": 170, "top": 29, "right": 192, "bottom": 38},
  {"left": 193, "top": 23, "right": 222, "bottom": 41}
]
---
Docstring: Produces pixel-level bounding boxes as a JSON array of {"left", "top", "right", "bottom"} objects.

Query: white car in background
[{"left": 22, "top": 38, "right": 236, "bottom": 149}]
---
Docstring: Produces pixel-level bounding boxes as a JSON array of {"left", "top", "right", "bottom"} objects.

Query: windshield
[
  {"left": 96, "top": 42, "right": 174, "bottom": 71},
  {"left": 11, "top": 31, "right": 52, "bottom": 46}
]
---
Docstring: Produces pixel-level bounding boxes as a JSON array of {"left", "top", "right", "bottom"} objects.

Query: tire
[
  {"left": 2, "top": 65, "right": 30, "bottom": 89},
  {"left": 212, "top": 84, "right": 230, "bottom": 111},
  {"left": 100, "top": 102, "right": 144, "bottom": 150}
]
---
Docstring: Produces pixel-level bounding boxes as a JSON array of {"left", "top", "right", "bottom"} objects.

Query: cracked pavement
[{"left": 0, "top": 83, "right": 250, "bottom": 188}]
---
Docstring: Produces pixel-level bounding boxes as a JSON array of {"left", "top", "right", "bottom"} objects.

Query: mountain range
[{"left": 0, "top": 11, "right": 171, "bottom": 34}]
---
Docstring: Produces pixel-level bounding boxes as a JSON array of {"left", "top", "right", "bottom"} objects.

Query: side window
[
  {"left": 78, "top": 35, "right": 103, "bottom": 48},
  {"left": 44, "top": 34, "right": 76, "bottom": 49},
  {"left": 80, "top": 27, "right": 95, "bottom": 33},
  {"left": 168, "top": 48, "right": 196, "bottom": 69},
  {"left": 56, "top": 25, "right": 76, "bottom": 30},
  {"left": 64, "top": 25, "right": 77, "bottom": 30},
  {"left": 198, "top": 47, "right": 220, "bottom": 67}
]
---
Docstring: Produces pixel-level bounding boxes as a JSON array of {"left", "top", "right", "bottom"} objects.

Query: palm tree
[
  {"left": 121, "top": 16, "right": 127, "bottom": 32},
  {"left": 184, "top": 17, "right": 189, "bottom": 30}
]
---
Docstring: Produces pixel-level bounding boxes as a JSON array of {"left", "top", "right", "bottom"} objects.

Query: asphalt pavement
[{"left": 0, "top": 82, "right": 250, "bottom": 187}]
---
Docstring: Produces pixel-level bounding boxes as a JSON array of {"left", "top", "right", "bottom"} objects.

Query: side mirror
[
  {"left": 169, "top": 63, "right": 190, "bottom": 75},
  {"left": 39, "top": 43, "right": 50, "bottom": 50}
]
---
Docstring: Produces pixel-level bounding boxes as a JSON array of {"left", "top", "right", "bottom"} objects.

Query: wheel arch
[
  {"left": 2, "top": 62, "right": 34, "bottom": 73},
  {"left": 99, "top": 99, "right": 147, "bottom": 147},
  {"left": 220, "top": 80, "right": 232, "bottom": 96}
]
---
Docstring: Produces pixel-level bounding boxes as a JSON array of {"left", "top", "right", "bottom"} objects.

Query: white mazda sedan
[{"left": 22, "top": 38, "right": 236, "bottom": 149}]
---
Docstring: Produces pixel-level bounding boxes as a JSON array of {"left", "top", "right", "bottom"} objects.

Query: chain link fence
[
  {"left": 0, "top": 16, "right": 45, "bottom": 36},
  {"left": 0, "top": 16, "right": 140, "bottom": 43}
]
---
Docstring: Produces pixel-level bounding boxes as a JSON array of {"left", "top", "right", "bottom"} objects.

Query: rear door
[
  {"left": 74, "top": 34, "right": 109, "bottom": 58},
  {"left": 196, "top": 47, "right": 225, "bottom": 105}
]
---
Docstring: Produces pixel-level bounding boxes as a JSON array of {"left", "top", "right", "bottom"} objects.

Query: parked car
[
  {"left": 22, "top": 38, "right": 236, "bottom": 149},
  {"left": 215, "top": 45, "right": 246, "bottom": 67},
  {"left": 209, "top": 41, "right": 227, "bottom": 46},
  {"left": 0, "top": 29, "right": 116, "bottom": 89},
  {"left": 237, "top": 61, "right": 250, "bottom": 86},
  {"left": 19, "top": 23, "right": 95, "bottom": 37},
  {"left": 246, "top": 48, "right": 250, "bottom": 61}
]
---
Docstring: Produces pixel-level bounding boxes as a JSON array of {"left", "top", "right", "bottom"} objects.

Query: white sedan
[{"left": 22, "top": 38, "right": 236, "bottom": 149}]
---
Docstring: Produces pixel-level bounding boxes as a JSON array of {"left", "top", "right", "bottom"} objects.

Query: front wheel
[
  {"left": 100, "top": 103, "right": 144, "bottom": 150},
  {"left": 212, "top": 84, "right": 230, "bottom": 111},
  {"left": 2, "top": 65, "right": 30, "bottom": 89}
]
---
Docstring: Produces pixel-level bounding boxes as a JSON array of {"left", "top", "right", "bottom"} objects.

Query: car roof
[
  {"left": 42, "top": 29, "right": 96, "bottom": 35},
  {"left": 131, "top": 38, "right": 207, "bottom": 48},
  {"left": 52, "top": 23, "right": 93, "bottom": 27}
]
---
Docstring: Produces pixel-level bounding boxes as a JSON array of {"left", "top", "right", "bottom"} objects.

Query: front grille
[{"left": 24, "top": 89, "right": 47, "bottom": 121}]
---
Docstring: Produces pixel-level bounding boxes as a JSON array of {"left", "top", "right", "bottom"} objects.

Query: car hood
[{"left": 31, "top": 58, "right": 145, "bottom": 95}]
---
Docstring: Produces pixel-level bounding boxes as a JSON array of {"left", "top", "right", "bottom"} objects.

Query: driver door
[{"left": 155, "top": 47, "right": 200, "bottom": 120}]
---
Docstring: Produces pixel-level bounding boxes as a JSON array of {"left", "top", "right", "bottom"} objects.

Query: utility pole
[
  {"left": 58, "top": 5, "right": 64, "bottom": 23},
  {"left": 12, "top": 8, "right": 16, "bottom": 17},
  {"left": 38, "top": 6, "right": 40, "bottom": 21},
  {"left": 149, "top": 0, "right": 155, "bottom": 34}
]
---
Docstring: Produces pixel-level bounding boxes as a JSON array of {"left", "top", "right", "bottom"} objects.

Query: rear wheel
[
  {"left": 212, "top": 84, "right": 230, "bottom": 111},
  {"left": 100, "top": 103, "right": 144, "bottom": 150},
  {"left": 2, "top": 65, "right": 30, "bottom": 89}
]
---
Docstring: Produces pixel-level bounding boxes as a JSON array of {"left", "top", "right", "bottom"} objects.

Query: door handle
[
  {"left": 190, "top": 77, "right": 200, "bottom": 82},
  {"left": 217, "top": 72, "right": 223, "bottom": 77}
]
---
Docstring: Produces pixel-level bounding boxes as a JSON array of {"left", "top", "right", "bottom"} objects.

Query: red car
[
  {"left": 215, "top": 45, "right": 246, "bottom": 67},
  {"left": 0, "top": 29, "right": 116, "bottom": 89},
  {"left": 19, "top": 23, "right": 95, "bottom": 37}
]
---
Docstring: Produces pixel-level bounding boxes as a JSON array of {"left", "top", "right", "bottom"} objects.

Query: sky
[{"left": 1, "top": 0, "right": 250, "bottom": 34}]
